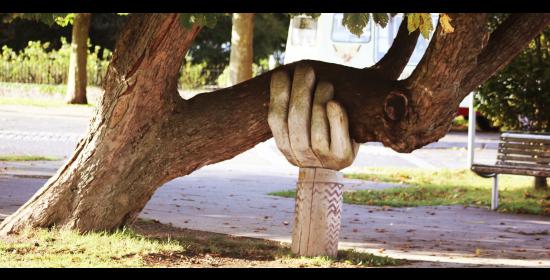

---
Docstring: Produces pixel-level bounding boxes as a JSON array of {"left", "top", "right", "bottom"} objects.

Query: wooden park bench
[{"left": 471, "top": 132, "right": 550, "bottom": 210}]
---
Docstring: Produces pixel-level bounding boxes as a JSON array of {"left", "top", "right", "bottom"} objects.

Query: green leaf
[
  {"left": 342, "top": 13, "right": 370, "bottom": 37},
  {"left": 179, "top": 13, "right": 222, "bottom": 29},
  {"left": 54, "top": 13, "right": 75, "bottom": 27},
  {"left": 372, "top": 13, "right": 389, "bottom": 28},
  {"left": 288, "top": 13, "right": 321, "bottom": 19},
  {"left": 289, "top": 13, "right": 400, "bottom": 37}
]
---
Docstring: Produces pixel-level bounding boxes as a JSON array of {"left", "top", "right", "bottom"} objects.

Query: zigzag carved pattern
[
  {"left": 324, "top": 183, "right": 343, "bottom": 254},
  {"left": 294, "top": 182, "right": 306, "bottom": 227}
]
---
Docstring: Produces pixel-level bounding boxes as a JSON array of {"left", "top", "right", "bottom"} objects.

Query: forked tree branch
[{"left": 371, "top": 15, "right": 420, "bottom": 80}]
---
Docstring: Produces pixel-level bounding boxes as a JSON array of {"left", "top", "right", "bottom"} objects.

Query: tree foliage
[
  {"left": 476, "top": 25, "right": 550, "bottom": 132},
  {"left": 292, "top": 13, "right": 453, "bottom": 39},
  {"left": 187, "top": 14, "right": 288, "bottom": 67}
]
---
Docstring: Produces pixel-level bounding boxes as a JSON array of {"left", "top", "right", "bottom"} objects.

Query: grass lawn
[
  {"left": 270, "top": 168, "right": 550, "bottom": 216},
  {"left": 0, "top": 82, "right": 67, "bottom": 95},
  {"left": 0, "top": 219, "right": 402, "bottom": 268},
  {"left": 0, "top": 155, "right": 60, "bottom": 161}
]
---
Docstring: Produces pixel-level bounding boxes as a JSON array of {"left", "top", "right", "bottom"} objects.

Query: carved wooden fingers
[{"left": 268, "top": 63, "right": 359, "bottom": 170}]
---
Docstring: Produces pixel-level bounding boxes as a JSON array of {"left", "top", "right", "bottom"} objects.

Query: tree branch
[
  {"left": 371, "top": 15, "right": 420, "bottom": 80},
  {"left": 461, "top": 13, "right": 550, "bottom": 93},
  {"left": 382, "top": 14, "right": 490, "bottom": 152}
]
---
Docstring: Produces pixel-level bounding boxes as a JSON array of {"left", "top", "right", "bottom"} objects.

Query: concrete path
[{"left": 1, "top": 150, "right": 549, "bottom": 267}]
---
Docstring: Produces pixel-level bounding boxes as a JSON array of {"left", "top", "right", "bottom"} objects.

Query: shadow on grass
[{"left": 131, "top": 219, "right": 403, "bottom": 267}]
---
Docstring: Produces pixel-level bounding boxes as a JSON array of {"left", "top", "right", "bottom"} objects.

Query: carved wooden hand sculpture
[
  {"left": 268, "top": 63, "right": 359, "bottom": 171},
  {"left": 268, "top": 63, "right": 358, "bottom": 257}
]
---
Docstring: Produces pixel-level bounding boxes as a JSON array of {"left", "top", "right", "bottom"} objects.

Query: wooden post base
[{"left": 291, "top": 167, "right": 344, "bottom": 258}]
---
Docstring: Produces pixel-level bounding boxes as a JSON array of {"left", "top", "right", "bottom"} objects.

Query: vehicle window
[
  {"left": 291, "top": 17, "right": 317, "bottom": 46},
  {"left": 331, "top": 13, "right": 371, "bottom": 43},
  {"left": 374, "top": 16, "right": 402, "bottom": 62}
]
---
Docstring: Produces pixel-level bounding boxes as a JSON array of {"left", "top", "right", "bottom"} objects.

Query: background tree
[
  {"left": 65, "top": 13, "right": 92, "bottom": 104},
  {"left": 476, "top": 31, "right": 550, "bottom": 133},
  {"left": 185, "top": 13, "right": 288, "bottom": 86},
  {"left": 229, "top": 13, "right": 254, "bottom": 85},
  {"left": 1, "top": 13, "right": 548, "bottom": 235},
  {"left": 0, "top": 13, "right": 125, "bottom": 53}
]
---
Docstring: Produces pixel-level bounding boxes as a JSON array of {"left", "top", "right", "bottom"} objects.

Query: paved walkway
[{"left": 1, "top": 146, "right": 549, "bottom": 267}]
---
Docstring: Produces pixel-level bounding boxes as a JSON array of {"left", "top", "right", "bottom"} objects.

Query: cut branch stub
[{"left": 383, "top": 91, "right": 408, "bottom": 122}]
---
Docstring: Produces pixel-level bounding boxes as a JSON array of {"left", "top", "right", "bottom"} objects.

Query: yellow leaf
[
  {"left": 439, "top": 13, "right": 455, "bottom": 33},
  {"left": 419, "top": 13, "right": 433, "bottom": 39},
  {"left": 407, "top": 13, "right": 421, "bottom": 34},
  {"left": 475, "top": 248, "right": 481, "bottom": 257}
]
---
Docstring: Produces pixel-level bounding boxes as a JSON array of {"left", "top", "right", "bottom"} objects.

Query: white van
[{"left": 283, "top": 13, "right": 438, "bottom": 79}]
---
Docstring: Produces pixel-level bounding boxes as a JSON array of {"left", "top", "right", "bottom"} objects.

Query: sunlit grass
[
  {"left": 0, "top": 155, "right": 60, "bottom": 161},
  {"left": 0, "top": 82, "right": 67, "bottom": 95},
  {"left": 0, "top": 226, "right": 183, "bottom": 267},
  {"left": 270, "top": 168, "right": 550, "bottom": 216}
]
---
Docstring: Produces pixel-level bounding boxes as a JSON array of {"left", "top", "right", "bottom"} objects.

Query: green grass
[
  {"left": 0, "top": 220, "right": 402, "bottom": 268},
  {"left": 0, "top": 97, "right": 93, "bottom": 108},
  {"left": 0, "top": 82, "right": 67, "bottom": 95},
  {"left": 0, "top": 155, "right": 61, "bottom": 161},
  {"left": 270, "top": 168, "right": 550, "bottom": 216},
  {"left": 0, "top": 227, "right": 182, "bottom": 267}
]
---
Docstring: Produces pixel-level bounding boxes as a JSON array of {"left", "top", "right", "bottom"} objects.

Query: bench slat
[
  {"left": 472, "top": 164, "right": 550, "bottom": 177},
  {"left": 501, "top": 132, "right": 550, "bottom": 142},
  {"left": 497, "top": 154, "right": 550, "bottom": 164},
  {"left": 498, "top": 147, "right": 550, "bottom": 158},
  {"left": 500, "top": 137, "right": 550, "bottom": 145},
  {"left": 499, "top": 142, "right": 550, "bottom": 150},
  {"left": 495, "top": 160, "right": 550, "bottom": 169}
]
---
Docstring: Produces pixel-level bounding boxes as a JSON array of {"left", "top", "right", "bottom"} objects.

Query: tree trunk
[
  {"left": 229, "top": 13, "right": 254, "bottom": 85},
  {"left": 65, "top": 13, "right": 92, "bottom": 104},
  {"left": 535, "top": 176, "right": 548, "bottom": 190},
  {"left": 2, "top": 13, "right": 549, "bottom": 235}
]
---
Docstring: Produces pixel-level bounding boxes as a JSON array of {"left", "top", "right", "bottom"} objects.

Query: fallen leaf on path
[{"left": 515, "top": 248, "right": 527, "bottom": 252}]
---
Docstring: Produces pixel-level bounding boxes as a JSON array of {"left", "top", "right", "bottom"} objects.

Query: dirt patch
[{"left": 131, "top": 219, "right": 404, "bottom": 268}]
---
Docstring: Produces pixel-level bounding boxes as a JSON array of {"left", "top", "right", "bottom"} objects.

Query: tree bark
[
  {"left": 65, "top": 13, "right": 92, "bottom": 104},
  {"left": 1, "top": 14, "right": 202, "bottom": 234},
  {"left": 2, "top": 13, "right": 549, "bottom": 235},
  {"left": 229, "top": 13, "right": 254, "bottom": 85}
]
